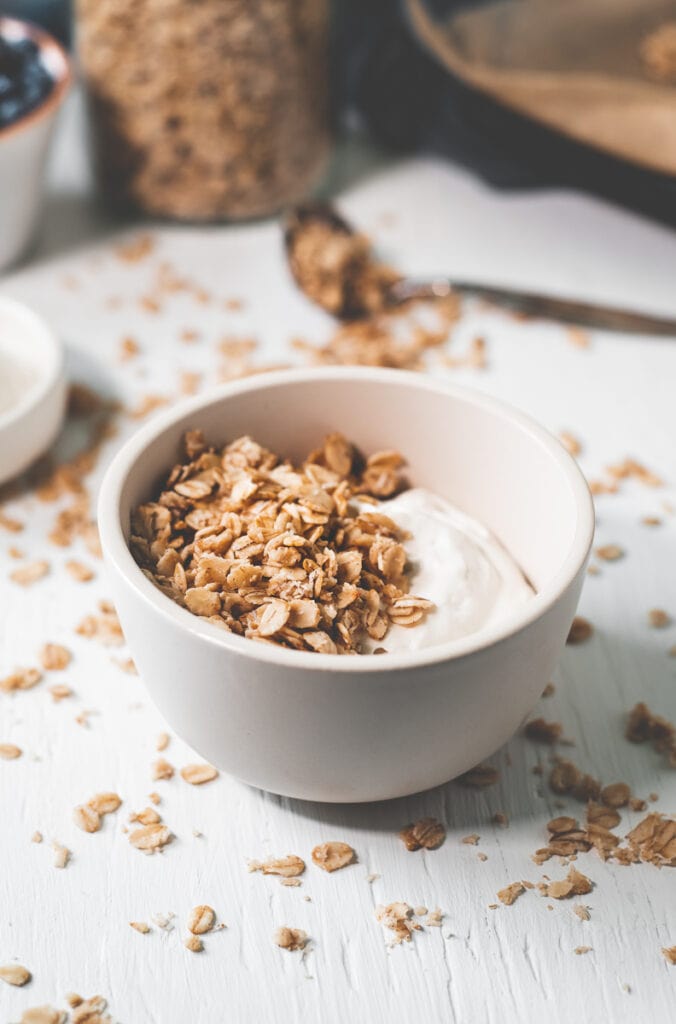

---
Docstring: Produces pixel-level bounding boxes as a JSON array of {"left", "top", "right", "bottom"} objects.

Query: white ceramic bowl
[
  {"left": 98, "top": 368, "right": 594, "bottom": 803},
  {"left": 0, "top": 295, "right": 66, "bottom": 485},
  {"left": 0, "top": 17, "right": 71, "bottom": 271}
]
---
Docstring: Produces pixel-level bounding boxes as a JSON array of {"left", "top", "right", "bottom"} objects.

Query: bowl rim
[
  {"left": 0, "top": 294, "right": 65, "bottom": 433},
  {"left": 0, "top": 16, "right": 72, "bottom": 143},
  {"left": 98, "top": 366, "right": 595, "bottom": 674}
]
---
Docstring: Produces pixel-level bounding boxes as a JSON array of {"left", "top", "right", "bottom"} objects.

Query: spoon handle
[{"left": 390, "top": 278, "right": 676, "bottom": 336}]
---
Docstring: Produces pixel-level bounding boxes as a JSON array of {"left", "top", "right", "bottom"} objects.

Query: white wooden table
[{"left": 1, "top": 93, "right": 675, "bottom": 1024}]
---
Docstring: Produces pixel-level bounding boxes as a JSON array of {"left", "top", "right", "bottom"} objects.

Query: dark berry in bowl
[{"left": 0, "top": 32, "right": 55, "bottom": 130}]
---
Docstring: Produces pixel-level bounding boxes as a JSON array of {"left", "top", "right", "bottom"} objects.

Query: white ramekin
[
  {"left": 0, "top": 17, "right": 71, "bottom": 271},
  {"left": 98, "top": 367, "right": 594, "bottom": 802},
  {"left": 0, "top": 294, "right": 66, "bottom": 485}
]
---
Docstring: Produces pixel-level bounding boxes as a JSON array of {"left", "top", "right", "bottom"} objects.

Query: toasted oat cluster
[{"left": 130, "top": 431, "right": 434, "bottom": 655}]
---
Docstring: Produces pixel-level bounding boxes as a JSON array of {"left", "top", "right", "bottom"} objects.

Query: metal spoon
[{"left": 284, "top": 203, "right": 676, "bottom": 335}]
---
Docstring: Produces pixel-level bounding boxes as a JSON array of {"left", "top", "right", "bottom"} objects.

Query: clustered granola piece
[
  {"left": 131, "top": 431, "right": 434, "bottom": 655},
  {"left": 398, "top": 817, "right": 446, "bottom": 851}
]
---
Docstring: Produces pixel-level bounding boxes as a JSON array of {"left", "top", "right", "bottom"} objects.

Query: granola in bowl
[{"left": 130, "top": 431, "right": 435, "bottom": 655}]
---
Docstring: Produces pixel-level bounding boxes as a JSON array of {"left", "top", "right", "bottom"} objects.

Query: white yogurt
[{"left": 369, "top": 488, "right": 533, "bottom": 652}]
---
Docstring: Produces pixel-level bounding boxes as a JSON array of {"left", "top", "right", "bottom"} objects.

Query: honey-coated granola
[{"left": 130, "top": 431, "right": 434, "bottom": 654}]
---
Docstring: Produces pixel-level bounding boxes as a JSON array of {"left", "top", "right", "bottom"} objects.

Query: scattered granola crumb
[
  {"left": 73, "top": 805, "right": 101, "bottom": 834},
  {"left": 152, "top": 758, "right": 174, "bottom": 781},
  {"left": 249, "top": 855, "right": 306, "bottom": 878},
  {"left": 311, "top": 841, "right": 355, "bottom": 872},
  {"left": 0, "top": 743, "right": 22, "bottom": 759},
  {"left": 0, "top": 667, "right": 41, "bottom": 692},
  {"left": 156, "top": 732, "right": 170, "bottom": 752},
  {"left": 0, "top": 963, "right": 31, "bottom": 986},
  {"left": 524, "top": 718, "right": 563, "bottom": 744},
  {"left": 0, "top": 511, "right": 24, "bottom": 532},
  {"left": 457, "top": 763, "right": 500, "bottom": 788},
  {"left": 180, "top": 763, "right": 219, "bottom": 785},
  {"left": 567, "top": 617, "right": 593, "bottom": 644},
  {"left": 76, "top": 603, "right": 124, "bottom": 646},
  {"left": 187, "top": 905, "right": 216, "bottom": 935},
  {"left": 65, "top": 994, "right": 82, "bottom": 1009},
  {"left": 399, "top": 817, "right": 446, "bottom": 851},
  {"left": 113, "top": 657, "right": 137, "bottom": 675},
  {"left": 374, "top": 903, "right": 421, "bottom": 944},
  {"left": 128, "top": 394, "right": 170, "bottom": 421},
  {"left": 274, "top": 926, "right": 308, "bottom": 951},
  {"left": 559, "top": 431, "right": 582, "bottom": 457},
  {"left": 461, "top": 833, "right": 480, "bottom": 845},
  {"left": 88, "top": 792, "right": 122, "bottom": 816},
  {"left": 184, "top": 935, "right": 203, "bottom": 953},
  {"left": 49, "top": 684, "right": 72, "bottom": 702},
  {"left": 10, "top": 560, "right": 49, "bottom": 586},
  {"left": 642, "top": 515, "right": 662, "bottom": 527},
  {"left": 497, "top": 882, "right": 525, "bottom": 906},
  {"left": 574, "top": 904, "right": 591, "bottom": 921},
  {"left": 413, "top": 905, "right": 427, "bottom": 917},
  {"left": 574, "top": 946, "right": 593, "bottom": 956},
  {"left": 493, "top": 812, "right": 509, "bottom": 827},
  {"left": 19, "top": 1006, "right": 65, "bottom": 1024},
  {"left": 425, "top": 908, "right": 443, "bottom": 927},
  {"left": 39, "top": 643, "right": 71, "bottom": 671},
  {"left": 662, "top": 945, "right": 676, "bottom": 965},
  {"left": 567, "top": 327, "right": 590, "bottom": 349},
  {"left": 31, "top": 831, "right": 43, "bottom": 843},
  {"left": 542, "top": 682, "right": 556, "bottom": 698},
  {"left": 366, "top": 873, "right": 380, "bottom": 883},
  {"left": 280, "top": 877, "right": 302, "bottom": 887},
  {"left": 119, "top": 336, "right": 140, "bottom": 362},
  {"left": 477, "top": 852, "right": 488, "bottom": 862},
  {"left": 601, "top": 782, "right": 631, "bottom": 808},
  {"left": 596, "top": 544, "right": 624, "bottom": 562},
  {"left": 129, "top": 922, "right": 151, "bottom": 934},
  {"left": 648, "top": 608, "right": 671, "bottom": 628},
  {"left": 546, "top": 867, "right": 593, "bottom": 900},
  {"left": 607, "top": 458, "right": 663, "bottom": 487},
  {"left": 625, "top": 702, "right": 676, "bottom": 767},
  {"left": 149, "top": 791, "right": 161, "bottom": 805},
  {"left": 65, "top": 560, "right": 95, "bottom": 582},
  {"left": 130, "top": 807, "right": 161, "bottom": 826},
  {"left": 129, "top": 824, "right": 172, "bottom": 853},
  {"left": 116, "top": 234, "right": 155, "bottom": 263},
  {"left": 641, "top": 22, "right": 676, "bottom": 81},
  {"left": 53, "top": 843, "right": 71, "bottom": 868}
]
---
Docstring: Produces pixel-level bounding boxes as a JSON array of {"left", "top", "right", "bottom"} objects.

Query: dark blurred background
[{"left": 3, "top": 0, "right": 675, "bottom": 226}]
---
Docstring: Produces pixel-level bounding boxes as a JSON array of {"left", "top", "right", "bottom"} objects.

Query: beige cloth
[{"left": 406, "top": 0, "right": 676, "bottom": 176}]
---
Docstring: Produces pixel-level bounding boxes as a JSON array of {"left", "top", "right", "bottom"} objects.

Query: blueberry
[{"left": 0, "top": 32, "right": 55, "bottom": 128}]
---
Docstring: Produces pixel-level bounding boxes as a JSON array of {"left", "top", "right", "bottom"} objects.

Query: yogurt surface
[{"left": 369, "top": 488, "right": 534, "bottom": 653}]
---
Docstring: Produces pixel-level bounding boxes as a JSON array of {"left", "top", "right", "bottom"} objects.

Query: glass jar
[{"left": 76, "top": 0, "right": 331, "bottom": 220}]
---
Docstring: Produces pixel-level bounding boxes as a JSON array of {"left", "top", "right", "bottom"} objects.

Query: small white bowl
[
  {"left": 0, "top": 295, "right": 66, "bottom": 484},
  {"left": 0, "top": 17, "right": 71, "bottom": 271},
  {"left": 99, "top": 368, "right": 594, "bottom": 803}
]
